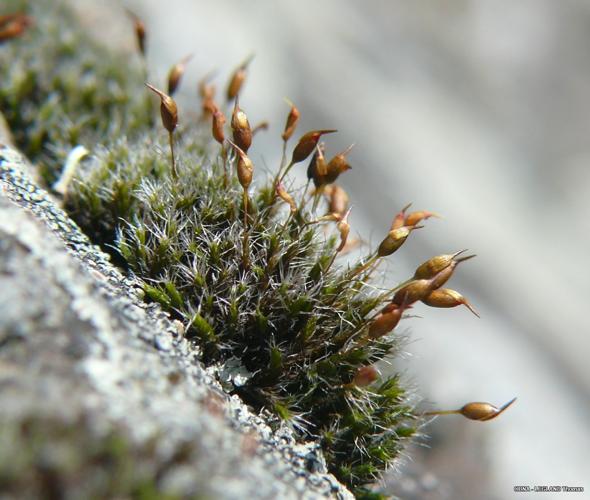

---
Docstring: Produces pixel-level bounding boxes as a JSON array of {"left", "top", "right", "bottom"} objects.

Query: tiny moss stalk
[{"left": 169, "top": 131, "right": 177, "bottom": 178}]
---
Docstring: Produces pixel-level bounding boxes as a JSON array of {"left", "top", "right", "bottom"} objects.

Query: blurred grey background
[{"left": 100, "top": 0, "right": 590, "bottom": 498}]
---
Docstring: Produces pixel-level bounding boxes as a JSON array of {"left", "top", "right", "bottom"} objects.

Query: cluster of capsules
[{"left": 131, "top": 9, "right": 516, "bottom": 422}]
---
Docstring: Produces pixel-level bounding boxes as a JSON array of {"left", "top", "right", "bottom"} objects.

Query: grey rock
[{"left": 0, "top": 144, "right": 353, "bottom": 499}]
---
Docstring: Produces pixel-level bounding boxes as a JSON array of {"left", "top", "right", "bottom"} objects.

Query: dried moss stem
[
  {"left": 281, "top": 139, "right": 288, "bottom": 172},
  {"left": 363, "top": 277, "right": 417, "bottom": 324},
  {"left": 311, "top": 187, "right": 324, "bottom": 213},
  {"left": 349, "top": 252, "right": 379, "bottom": 279},
  {"left": 242, "top": 189, "right": 250, "bottom": 269},
  {"left": 423, "top": 409, "right": 460, "bottom": 416},
  {"left": 325, "top": 250, "right": 339, "bottom": 274},
  {"left": 168, "top": 131, "right": 177, "bottom": 179},
  {"left": 278, "top": 159, "right": 294, "bottom": 185},
  {"left": 298, "top": 179, "right": 311, "bottom": 212},
  {"left": 221, "top": 144, "right": 228, "bottom": 187}
]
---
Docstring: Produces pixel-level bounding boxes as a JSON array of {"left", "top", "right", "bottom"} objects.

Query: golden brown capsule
[
  {"left": 228, "top": 141, "right": 253, "bottom": 189},
  {"left": 405, "top": 210, "right": 440, "bottom": 227},
  {"left": 167, "top": 54, "right": 193, "bottom": 96},
  {"left": 198, "top": 73, "right": 217, "bottom": 119},
  {"left": 352, "top": 365, "right": 379, "bottom": 387},
  {"left": 425, "top": 398, "right": 517, "bottom": 421},
  {"left": 307, "top": 143, "right": 328, "bottom": 187},
  {"left": 325, "top": 184, "right": 349, "bottom": 217},
  {"left": 227, "top": 69, "right": 246, "bottom": 102},
  {"left": 231, "top": 98, "right": 252, "bottom": 153},
  {"left": 368, "top": 304, "right": 410, "bottom": 339},
  {"left": 414, "top": 250, "right": 468, "bottom": 280},
  {"left": 281, "top": 99, "right": 300, "bottom": 142},
  {"left": 2, "top": 13, "right": 32, "bottom": 28},
  {"left": 252, "top": 121, "right": 269, "bottom": 136},
  {"left": 422, "top": 288, "right": 480, "bottom": 317},
  {"left": 338, "top": 237, "right": 362, "bottom": 255},
  {"left": 202, "top": 99, "right": 218, "bottom": 119},
  {"left": 276, "top": 182, "right": 297, "bottom": 213},
  {"left": 0, "top": 14, "right": 23, "bottom": 26},
  {"left": 291, "top": 129, "right": 337, "bottom": 164},
  {"left": 390, "top": 203, "right": 412, "bottom": 230},
  {"left": 212, "top": 107, "right": 226, "bottom": 144},
  {"left": 226, "top": 55, "right": 253, "bottom": 101},
  {"left": 461, "top": 398, "right": 517, "bottom": 420},
  {"left": 392, "top": 279, "right": 435, "bottom": 306},
  {"left": 126, "top": 9, "right": 146, "bottom": 56},
  {"left": 145, "top": 83, "right": 178, "bottom": 133},
  {"left": 307, "top": 213, "right": 342, "bottom": 225},
  {"left": 336, "top": 207, "right": 352, "bottom": 252},
  {"left": 198, "top": 73, "right": 216, "bottom": 100},
  {"left": 428, "top": 253, "right": 476, "bottom": 290},
  {"left": 0, "top": 13, "right": 31, "bottom": 42},
  {"left": 377, "top": 225, "right": 422, "bottom": 257},
  {"left": 323, "top": 144, "right": 353, "bottom": 184},
  {"left": 145, "top": 83, "right": 179, "bottom": 177}
]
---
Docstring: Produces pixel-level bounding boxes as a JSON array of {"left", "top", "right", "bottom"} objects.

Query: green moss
[
  {"left": 65, "top": 99, "right": 418, "bottom": 497},
  {"left": 0, "top": 415, "right": 191, "bottom": 499},
  {"left": 0, "top": 1, "right": 431, "bottom": 496},
  {"left": 0, "top": 0, "right": 153, "bottom": 183}
]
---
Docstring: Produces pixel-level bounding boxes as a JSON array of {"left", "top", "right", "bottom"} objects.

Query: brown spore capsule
[
  {"left": 276, "top": 182, "right": 297, "bottom": 213},
  {"left": 377, "top": 225, "right": 422, "bottom": 257},
  {"left": 390, "top": 203, "right": 412, "bottom": 230},
  {"left": 368, "top": 304, "right": 410, "bottom": 339},
  {"left": 126, "top": 10, "right": 146, "bottom": 56},
  {"left": 307, "top": 143, "right": 328, "bottom": 187},
  {"left": 405, "top": 210, "right": 440, "bottom": 227},
  {"left": 198, "top": 74, "right": 216, "bottom": 100},
  {"left": 252, "top": 121, "right": 269, "bottom": 136},
  {"left": 326, "top": 185, "right": 349, "bottom": 217},
  {"left": 281, "top": 98, "right": 300, "bottom": 141},
  {"left": 145, "top": 83, "right": 178, "bottom": 133},
  {"left": 460, "top": 398, "right": 517, "bottom": 421},
  {"left": 323, "top": 144, "right": 353, "bottom": 185},
  {"left": 414, "top": 250, "right": 469, "bottom": 280},
  {"left": 428, "top": 253, "right": 476, "bottom": 290},
  {"left": 167, "top": 54, "right": 193, "bottom": 96},
  {"left": 226, "top": 55, "right": 253, "bottom": 101},
  {"left": 307, "top": 213, "right": 342, "bottom": 225},
  {"left": 291, "top": 129, "right": 337, "bottom": 164},
  {"left": 202, "top": 98, "right": 218, "bottom": 119},
  {"left": 392, "top": 279, "right": 435, "bottom": 306},
  {"left": 338, "top": 237, "right": 362, "bottom": 255},
  {"left": 422, "top": 288, "right": 480, "bottom": 317},
  {"left": 145, "top": 83, "right": 179, "bottom": 177},
  {"left": 212, "top": 107, "right": 226, "bottom": 144},
  {"left": 231, "top": 98, "right": 252, "bottom": 152},
  {"left": 336, "top": 208, "right": 352, "bottom": 252},
  {"left": 0, "top": 14, "right": 24, "bottom": 26},
  {"left": 425, "top": 397, "right": 517, "bottom": 421},
  {"left": 0, "top": 14, "right": 32, "bottom": 42},
  {"left": 352, "top": 366, "right": 379, "bottom": 387},
  {"left": 229, "top": 141, "right": 253, "bottom": 189},
  {"left": 198, "top": 73, "right": 217, "bottom": 119}
]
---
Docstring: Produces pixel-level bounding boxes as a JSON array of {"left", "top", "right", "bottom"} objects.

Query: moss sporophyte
[{"left": 0, "top": 1, "right": 516, "bottom": 496}]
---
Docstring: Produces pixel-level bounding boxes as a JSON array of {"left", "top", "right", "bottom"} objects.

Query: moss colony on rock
[
  {"left": 0, "top": 1, "right": 511, "bottom": 497},
  {"left": 0, "top": 415, "right": 187, "bottom": 500}
]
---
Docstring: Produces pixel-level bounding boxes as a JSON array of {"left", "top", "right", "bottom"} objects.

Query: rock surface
[{"left": 0, "top": 143, "right": 353, "bottom": 499}]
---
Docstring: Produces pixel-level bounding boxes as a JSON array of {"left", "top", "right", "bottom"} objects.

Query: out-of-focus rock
[{"left": 0, "top": 113, "right": 13, "bottom": 148}]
